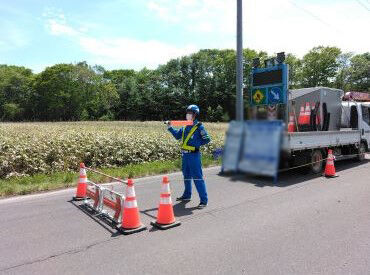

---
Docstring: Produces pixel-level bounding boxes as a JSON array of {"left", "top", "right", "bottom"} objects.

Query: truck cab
[{"left": 341, "top": 101, "right": 370, "bottom": 154}]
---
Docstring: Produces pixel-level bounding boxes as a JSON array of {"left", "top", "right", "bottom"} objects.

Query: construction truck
[
  {"left": 222, "top": 53, "right": 369, "bottom": 177},
  {"left": 282, "top": 88, "right": 370, "bottom": 174}
]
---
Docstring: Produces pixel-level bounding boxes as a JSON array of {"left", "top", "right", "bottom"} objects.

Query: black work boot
[
  {"left": 176, "top": 196, "right": 191, "bottom": 202},
  {"left": 196, "top": 202, "right": 207, "bottom": 209}
]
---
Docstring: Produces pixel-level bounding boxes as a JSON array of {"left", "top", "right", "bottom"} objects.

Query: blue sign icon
[{"left": 268, "top": 86, "right": 282, "bottom": 104}]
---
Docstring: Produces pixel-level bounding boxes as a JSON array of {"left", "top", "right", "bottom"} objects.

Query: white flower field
[{"left": 0, "top": 121, "right": 227, "bottom": 179}]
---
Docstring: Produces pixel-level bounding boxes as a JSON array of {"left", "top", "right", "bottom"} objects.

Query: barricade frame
[{"left": 84, "top": 180, "right": 125, "bottom": 228}]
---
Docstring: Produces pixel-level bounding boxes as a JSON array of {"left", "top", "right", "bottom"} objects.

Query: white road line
[{"left": 0, "top": 166, "right": 221, "bottom": 204}]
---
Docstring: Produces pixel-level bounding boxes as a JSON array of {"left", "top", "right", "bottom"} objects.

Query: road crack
[{"left": 0, "top": 237, "right": 118, "bottom": 272}]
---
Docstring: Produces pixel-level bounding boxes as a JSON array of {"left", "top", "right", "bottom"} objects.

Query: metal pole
[
  {"left": 236, "top": 0, "right": 244, "bottom": 121},
  {"left": 84, "top": 167, "right": 127, "bottom": 185}
]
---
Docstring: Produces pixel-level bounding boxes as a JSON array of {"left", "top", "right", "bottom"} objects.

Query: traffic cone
[
  {"left": 303, "top": 102, "right": 311, "bottom": 124},
  {"left": 151, "top": 176, "right": 181, "bottom": 230},
  {"left": 298, "top": 105, "right": 305, "bottom": 125},
  {"left": 73, "top": 163, "right": 88, "bottom": 201},
  {"left": 288, "top": 114, "right": 295, "bottom": 133},
  {"left": 118, "top": 179, "right": 146, "bottom": 234},
  {"left": 324, "top": 149, "right": 338, "bottom": 178}
]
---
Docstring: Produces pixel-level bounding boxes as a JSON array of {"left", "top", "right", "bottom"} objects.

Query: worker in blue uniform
[{"left": 166, "top": 105, "right": 211, "bottom": 209}]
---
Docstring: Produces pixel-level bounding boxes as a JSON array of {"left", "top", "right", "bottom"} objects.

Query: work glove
[{"left": 164, "top": 121, "right": 171, "bottom": 128}]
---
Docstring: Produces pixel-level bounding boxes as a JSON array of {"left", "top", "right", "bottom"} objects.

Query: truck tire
[
  {"left": 310, "top": 150, "right": 324, "bottom": 174},
  {"left": 357, "top": 142, "right": 366, "bottom": 162}
]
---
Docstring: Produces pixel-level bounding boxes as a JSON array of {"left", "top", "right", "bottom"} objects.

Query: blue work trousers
[{"left": 181, "top": 152, "right": 208, "bottom": 204}]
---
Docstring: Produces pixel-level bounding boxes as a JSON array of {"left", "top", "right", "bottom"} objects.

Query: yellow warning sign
[{"left": 252, "top": 89, "right": 266, "bottom": 105}]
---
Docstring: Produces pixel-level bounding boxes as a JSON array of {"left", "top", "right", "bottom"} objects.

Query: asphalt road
[{"left": 0, "top": 156, "right": 369, "bottom": 275}]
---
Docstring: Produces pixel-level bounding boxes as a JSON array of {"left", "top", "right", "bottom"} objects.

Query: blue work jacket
[{"left": 168, "top": 120, "right": 211, "bottom": 150}]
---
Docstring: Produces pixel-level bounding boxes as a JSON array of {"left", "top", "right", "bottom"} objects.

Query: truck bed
[{"left": 283, "top": 129, "right": 361, "bottom": 151}]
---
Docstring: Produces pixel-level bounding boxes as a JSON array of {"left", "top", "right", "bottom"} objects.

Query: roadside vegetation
[
  {"left": 0, "top": 121, "right": 225, "bottom": 197},
  {"left": 1, "top": 47, "right": 368, "bottom": 122}
]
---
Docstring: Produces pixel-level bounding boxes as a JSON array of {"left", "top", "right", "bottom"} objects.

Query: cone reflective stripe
[
  {"left": 288, "top": 114, "right": 295, "bottom": 133},
  {"left": 124, "top": 183, "right": 137, "bottom": 208},
  {"left": 151, "top": 176, "right": 181, "bottom": 230},
  {"left": 160, "top": 193, "right": 172, "bottom": 205},
  {"left": 73, "top": 163, "right": 88, "bottom": 200},
  {"left": 161, "top": 179, "right": 171, "bottom": 193},
  {"left": 119, "top": 179, "right": 146, "bottom": 234},
  {"left": 124, "top": 196, "right": 138, "bottom": 209},
  {"left": 298, "top": 105, "right": 305, "bottom": 124},
  {"left": 324, "top": 149, "right": 338, "bottom": 178},
  {"left": 303, "top": 102, "right": 311, "bottom": 124}
]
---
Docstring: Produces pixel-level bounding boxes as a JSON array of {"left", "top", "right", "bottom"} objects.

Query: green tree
[
  {"left": 285, "top": 53, "right": 302, "bottom": 88},
  {"left": 348, "top": 53, "right": 370, "bottom": 92},
  {"left": 0, "top": 65, "right": 33, "bottom": 121},
  {"left": 334, "top": 52, "right": 353, "bottom": 91},
  {"left": 300, "top": 46, "right": 341, "bottom": 87},
  {"left": 2, "top": 103, "right": 23, "bottom": 121},
  {"left": 1, "top": 47, "right": 367, "bottom": 122},
  {"left": 31, "top": 63, "right": 118, "bottom": 121}
]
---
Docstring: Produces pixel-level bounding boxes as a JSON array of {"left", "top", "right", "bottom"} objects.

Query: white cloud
[
  {"left": 79, "top": 37, "right": 198, "bottom": 69},
  {"left": 42, "top": 9, "right": 198, "bottom": 69},
  {"left": 38, "top": 1, "right": 369, "bottom": 71},
  {"left": 146, "top": 0, "right": 235, "bottom": 34},
  {"left": 147, "top": 1, "right": 175, "bottom": 22},
  {"left": 147, "top": 0, "right": 370, "bottom": 56},
  {"left": 43, "top": 8, "right": 81, "bottom": 37},
  {"left": 47, "top": 19, "right": 80, "bottom": 36}
]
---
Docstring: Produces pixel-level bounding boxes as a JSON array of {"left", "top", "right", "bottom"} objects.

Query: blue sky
[{"left": 0, "top": 0, "right": 369, "bottom": 72}]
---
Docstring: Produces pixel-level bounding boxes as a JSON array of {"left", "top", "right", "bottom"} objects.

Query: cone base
[
  {"left": 151, "top": 220, "right": 181, "bottom": 230},
  {"left": 118, "top": 224, "right": 147, "bottom": 235},
  {"left": 72, "top": 196, "right": 88, "bottom": 201},
  {"left": 323, "top": 173, "right": 339, "bottom": 178}
]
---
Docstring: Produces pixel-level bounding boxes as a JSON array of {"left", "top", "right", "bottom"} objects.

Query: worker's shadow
[
  {"left": 172, "top": 201, "right": 198, "bottom": 217},
  {"left": 141, "top": 202, "right": 197, "bottom": 220},
  {"left": 141, "top": 202, "right": 197, "bottom": 232}
]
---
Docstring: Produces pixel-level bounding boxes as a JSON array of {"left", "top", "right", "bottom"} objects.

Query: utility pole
[{"left": 236, "top": 0, "right": 244, "bottom": 121}]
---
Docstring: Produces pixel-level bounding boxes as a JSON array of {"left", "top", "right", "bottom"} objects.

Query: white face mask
[{"left": 186, "top": 114, "right": 193, "bottom": 121}]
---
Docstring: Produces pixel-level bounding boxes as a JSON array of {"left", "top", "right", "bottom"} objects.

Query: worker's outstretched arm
[{"left": 167, "top": 126, "right": 183, "bottom": 140}]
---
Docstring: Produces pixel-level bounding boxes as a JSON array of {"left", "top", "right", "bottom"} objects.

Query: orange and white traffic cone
[
  {"left": 298, "top": 105, "right": 305, "bottom": 125},
  {"left": 288, "top": 114, "right": 295, "bottom": 133},
  {"left": 304, "top": 102, "right": 311, "bottom": 124},
  {"left": 151, "top": 176, "right": 181, "bottom": 230},
  {"left": 73, "top": 163, "right": 88, "bottom": 201},
  {"left": 118, "top": 179, "right": 146, "bottom": 234},
  {"left": 324, "top": 149, "right": 338, "bottom": 178}
]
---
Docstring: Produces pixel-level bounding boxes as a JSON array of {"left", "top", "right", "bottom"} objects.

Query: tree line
[{"left": 0, "top": 46, "right": 368, "bottom": 122}]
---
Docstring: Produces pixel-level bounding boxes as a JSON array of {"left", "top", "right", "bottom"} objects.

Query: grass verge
[{"left": 0, "top": 155, "right": 221, "bottom": 198}]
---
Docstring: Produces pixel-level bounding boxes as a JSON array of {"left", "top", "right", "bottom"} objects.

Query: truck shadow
[{"left": 219, "top": 158, "right": 369, "bottom": 188}]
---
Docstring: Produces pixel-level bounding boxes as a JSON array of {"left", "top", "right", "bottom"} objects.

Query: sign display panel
[
  {"left": 252, "top": 69, "right": 283, "bottom": 86},
  {"left": 250, "top": 64, "right": 288, "bottom": 106}
]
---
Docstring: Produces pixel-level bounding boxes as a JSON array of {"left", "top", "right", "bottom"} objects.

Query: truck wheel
[
  {"left": 310, "top": 150, "right": 323, "bottom": 174},
  {"left": 357, "top": 142, "right": 366, "bottom": 162}
]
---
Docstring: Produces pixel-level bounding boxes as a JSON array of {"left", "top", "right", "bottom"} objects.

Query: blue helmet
[{"left": 187, "top": 104, "right": 200, "bottom": 115}]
